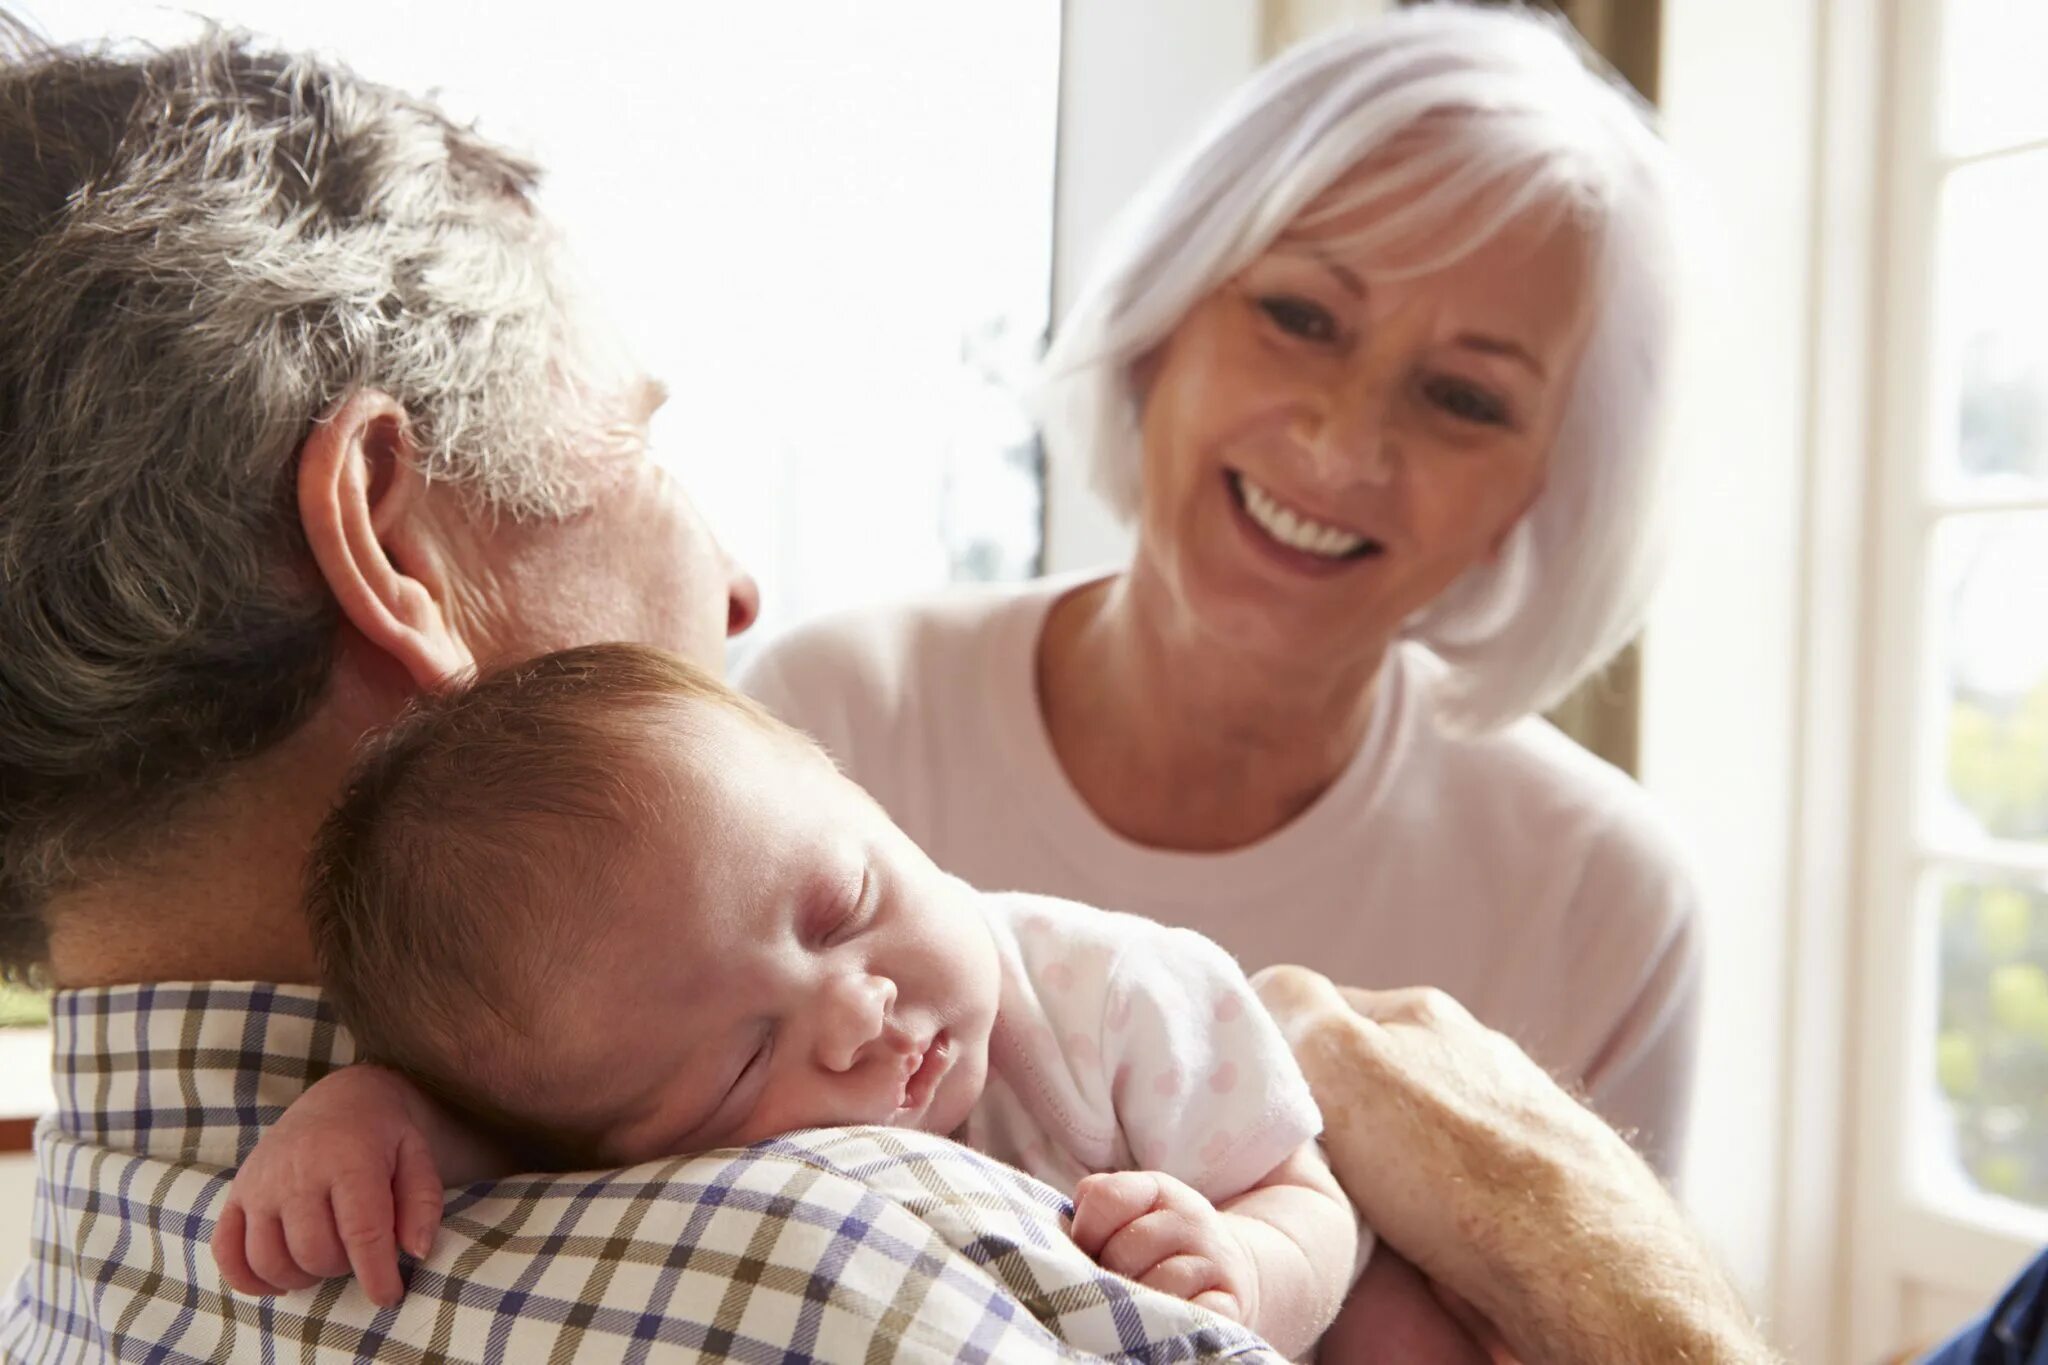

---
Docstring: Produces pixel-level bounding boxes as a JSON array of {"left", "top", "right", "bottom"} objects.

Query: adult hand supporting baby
[{"left": 1251, "top": 966, "right": 1779, "bottom": 1365}]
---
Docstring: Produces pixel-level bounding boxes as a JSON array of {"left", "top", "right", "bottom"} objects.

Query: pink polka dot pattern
[
  {"left": 1106, "top": 993, "right": 1134, "bottom": 1031},
  {"left": 1042, "top": 961, "right": 1077, "bottom": 993},
  {"left": 1064, "top": 1032, "right": 1099, "bottom": 1070},
  {"left": 1153, "top": 1067, "right": 1180, "bottom": 1099},
  {"left": 1213, "top": 995, "right": 1242, "bottom": 1023},
  {"left": 1208, "top": 1061, "right": 1238, "bottom": 1095}
]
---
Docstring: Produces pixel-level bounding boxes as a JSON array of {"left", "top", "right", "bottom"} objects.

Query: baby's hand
[
  {"left": 211, "top": 1064, "right": 445, "bottom": 1307},
  {"left": 1068, "top": 1170, "right": 1258, "bottom": 1324}
]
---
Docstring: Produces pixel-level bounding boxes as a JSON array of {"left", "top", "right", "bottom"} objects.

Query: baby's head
[{"left": 306, "top": 642, "right": 1000, "bottom": 1167}]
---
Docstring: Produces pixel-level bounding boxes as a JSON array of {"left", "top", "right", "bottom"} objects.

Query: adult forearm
[{"left": 1258, "top": 969, "right": 1780, "bottom": 1365}]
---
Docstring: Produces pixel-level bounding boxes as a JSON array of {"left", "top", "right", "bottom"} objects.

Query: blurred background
[{"left": 6, "top": 2, "right": 2048, "bottom": 1361}]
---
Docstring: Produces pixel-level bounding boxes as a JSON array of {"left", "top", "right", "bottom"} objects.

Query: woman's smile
[{"left": 1225, "top": 469, "right": 1386, "bottom": 574}]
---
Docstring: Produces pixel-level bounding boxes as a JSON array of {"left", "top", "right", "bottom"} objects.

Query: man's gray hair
[{"left": 0, "top": 16, "right": 624, "bottom": 976}]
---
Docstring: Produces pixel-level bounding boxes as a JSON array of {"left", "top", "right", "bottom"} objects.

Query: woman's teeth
[{"left": 1236, "top": 475, "right": 1372, "bottom": 559}]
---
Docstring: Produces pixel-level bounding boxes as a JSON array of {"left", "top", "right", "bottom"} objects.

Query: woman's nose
[
  {"left": 816, "top": 973, "right": 897, "bottom": 1073},
  {"left": 1303, "top": 373, "right": 1393, "bottom": 488}
]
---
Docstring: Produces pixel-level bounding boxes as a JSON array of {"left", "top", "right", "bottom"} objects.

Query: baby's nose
[{"left": 817, "top": 974, "right": 898, "bottom": 1072}]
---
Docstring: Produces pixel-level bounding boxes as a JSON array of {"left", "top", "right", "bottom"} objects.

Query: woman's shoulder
[
  {"left": 1393, "top": 646, "right": 1698, "bottom": 919},
  {"left": 739, "top": 579, "right": 1047, "bottom": 708}
]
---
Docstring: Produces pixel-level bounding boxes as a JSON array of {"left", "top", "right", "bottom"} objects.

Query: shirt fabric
[
  {"left": 968, "top": 893, "right": 1322, "bottom": 1203},
  {"left": 738, "top": 572, "right": 1704, "bottom": 1177},
  {"left": 1, "top": 982, "right": 1283, "bottom": 1364}
]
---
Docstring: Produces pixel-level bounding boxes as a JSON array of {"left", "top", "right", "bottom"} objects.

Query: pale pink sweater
[{"left": 738, "top": 574, "right": 1701, "bottom": 1177}]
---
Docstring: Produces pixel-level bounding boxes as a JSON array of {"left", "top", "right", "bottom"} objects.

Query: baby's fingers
[
  {"left": 329, "top": 1176, "right": 403, "bottom": 1308},
  {"left": 212, "top": 1200, "right": 278, "bottom": 1298},
  {"left": 281, "top": 1193, "right": 353, "bottom": 1281},
  {"left": 392, "top": 1131, "right": 444, "bottom": 1264},
  {"left": 244, "top": 1210, "right": 320, "bottom": 1294},
  {"left": 1069, "top": 1172, "right": 1160, "bottom": 1257}
]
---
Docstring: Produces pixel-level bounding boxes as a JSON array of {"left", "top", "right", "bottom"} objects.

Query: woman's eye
[
  {"left": 1256, "top": 295, "right": 1339, "bottom": 344},
  {"left": 1422, "top": 377, "right": 1511, "bottom": 427}
]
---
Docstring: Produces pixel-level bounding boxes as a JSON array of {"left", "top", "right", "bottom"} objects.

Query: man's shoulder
[{"left": 9, "top": 1119, "right": 1279, "bottom": 1363}]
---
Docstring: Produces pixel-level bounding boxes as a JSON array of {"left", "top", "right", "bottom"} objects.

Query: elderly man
[{"left": 0, "top": 15, "right": 1780, "bottom": 1365}]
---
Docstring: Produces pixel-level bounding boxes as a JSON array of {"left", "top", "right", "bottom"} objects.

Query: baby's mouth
[{"left": 898, "top": 1031, "right": 950, "bottom": 1113}]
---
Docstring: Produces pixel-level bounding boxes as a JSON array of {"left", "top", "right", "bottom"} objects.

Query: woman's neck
[{"left": 1035, "top": 568, "right": 1388, "bottom": 852}]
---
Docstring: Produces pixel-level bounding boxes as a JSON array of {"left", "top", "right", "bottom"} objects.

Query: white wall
[
  {"left": 1043, "top": 2, "right": 1261, "bottom": 573},
  {"left": 1642, "top": 0, "right": 1842, "bottom": 1347}
]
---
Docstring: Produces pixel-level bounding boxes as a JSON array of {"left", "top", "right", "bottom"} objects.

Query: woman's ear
[{"left": 297, "top": 391, "right": 475, "bottom": 689}]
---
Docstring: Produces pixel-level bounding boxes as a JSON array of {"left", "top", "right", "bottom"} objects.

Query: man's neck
[{"left": 43, "top": 718, "right": 358, "bottom": 990}]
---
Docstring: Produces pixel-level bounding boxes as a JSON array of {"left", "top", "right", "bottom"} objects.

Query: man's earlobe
[{"left": 297, "top": 391, "right": 475, "bottom": 689}]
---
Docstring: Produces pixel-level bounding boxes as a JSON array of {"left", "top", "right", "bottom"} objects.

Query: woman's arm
[{"left": 1254, "top": 966, "right": 1778, "bottom": 1365}]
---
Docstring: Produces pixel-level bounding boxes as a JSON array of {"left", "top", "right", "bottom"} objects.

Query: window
[{"left": 1859, "top": 0, "right": 2048, "bottom": 1349}]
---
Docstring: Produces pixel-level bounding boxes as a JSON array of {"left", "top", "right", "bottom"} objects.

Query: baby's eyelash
[{"left": 822, "top": 867, "right": 872, "bottom": 947}]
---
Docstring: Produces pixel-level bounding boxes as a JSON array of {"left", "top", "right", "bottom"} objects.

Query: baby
[{"left": 214, "top": 644, "right": 1472, "bottom": 1359}]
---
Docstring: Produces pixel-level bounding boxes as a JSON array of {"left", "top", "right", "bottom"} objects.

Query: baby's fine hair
[{"left": 305, "top": 641, "right": 790, "bottom": 1161}]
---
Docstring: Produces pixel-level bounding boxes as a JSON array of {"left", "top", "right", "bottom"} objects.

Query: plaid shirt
[{"left": 2, "top": 984, "right": 1280, "bottom": 1363}]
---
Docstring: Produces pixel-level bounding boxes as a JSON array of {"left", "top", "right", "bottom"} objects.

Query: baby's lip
[{"left": 897, "top": 1031, "right": 950, "bottom": 1113}]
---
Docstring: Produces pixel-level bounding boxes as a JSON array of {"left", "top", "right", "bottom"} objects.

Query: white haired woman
[{"left": 740, "top": 1, "right": 1699, "bottom": 1349}]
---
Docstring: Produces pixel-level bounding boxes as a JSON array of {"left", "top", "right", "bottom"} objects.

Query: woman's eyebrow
[{"left": 1315, "top": 256, "right": 1368, "bottom": 299}]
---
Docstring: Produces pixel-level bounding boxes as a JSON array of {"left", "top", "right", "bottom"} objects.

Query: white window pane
[
  {"left": 1931, "top": 513, "right": 2048, "bottom": 846},
  {"left": 1933, "top": 154, "right": 2048, "bottom": 500},
  {"left": 1942, "top": 0, "right": 2048, "bottom": 154},
  {"left": 1932, "top": 870, "right": 2048, "bottom": 1210}
]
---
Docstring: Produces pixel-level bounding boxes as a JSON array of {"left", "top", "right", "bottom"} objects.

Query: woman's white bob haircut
[{"left": 1038, "top": 2, "right": 1690, "bottom": 734}]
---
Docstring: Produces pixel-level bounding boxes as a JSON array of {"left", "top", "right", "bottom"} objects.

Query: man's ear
[{"left": 297, "top": 391, "right": 475, "bottom": 689}]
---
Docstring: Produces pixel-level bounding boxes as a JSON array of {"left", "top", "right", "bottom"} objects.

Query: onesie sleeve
[{"left": 1101, "top": 924, "right": 1324, "bottom": 1204}]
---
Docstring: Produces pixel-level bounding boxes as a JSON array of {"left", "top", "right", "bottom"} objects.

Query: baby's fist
[{"left": 1068, "top": 1170, "right": 1256, "bottom": 1324}]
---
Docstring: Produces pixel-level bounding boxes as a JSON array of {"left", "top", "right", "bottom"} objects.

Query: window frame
[{"left": 1849, "top": 0, "right": 2048, "bottom": 1354}]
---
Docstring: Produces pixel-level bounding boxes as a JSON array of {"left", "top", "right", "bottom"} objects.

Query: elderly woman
[{"left": 741, "top": 6, "right": 1697, "bottom": 1175}]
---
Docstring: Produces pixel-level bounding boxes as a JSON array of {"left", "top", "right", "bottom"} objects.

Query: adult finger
[
  {"left": 1250, "top": 965, "right": 1351, "bottom": 1034},
  {"left": 1337, "top": 984, "right": 1475, "bottom": 1031}
]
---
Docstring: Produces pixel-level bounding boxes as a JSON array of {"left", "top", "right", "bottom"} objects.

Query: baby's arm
[
  {"left": 212, "top": 1063, "right": 514, "bottom": 1306},
  {"left": 1070, "top": 1140, "right": 1355, "bottom": 1359}
]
